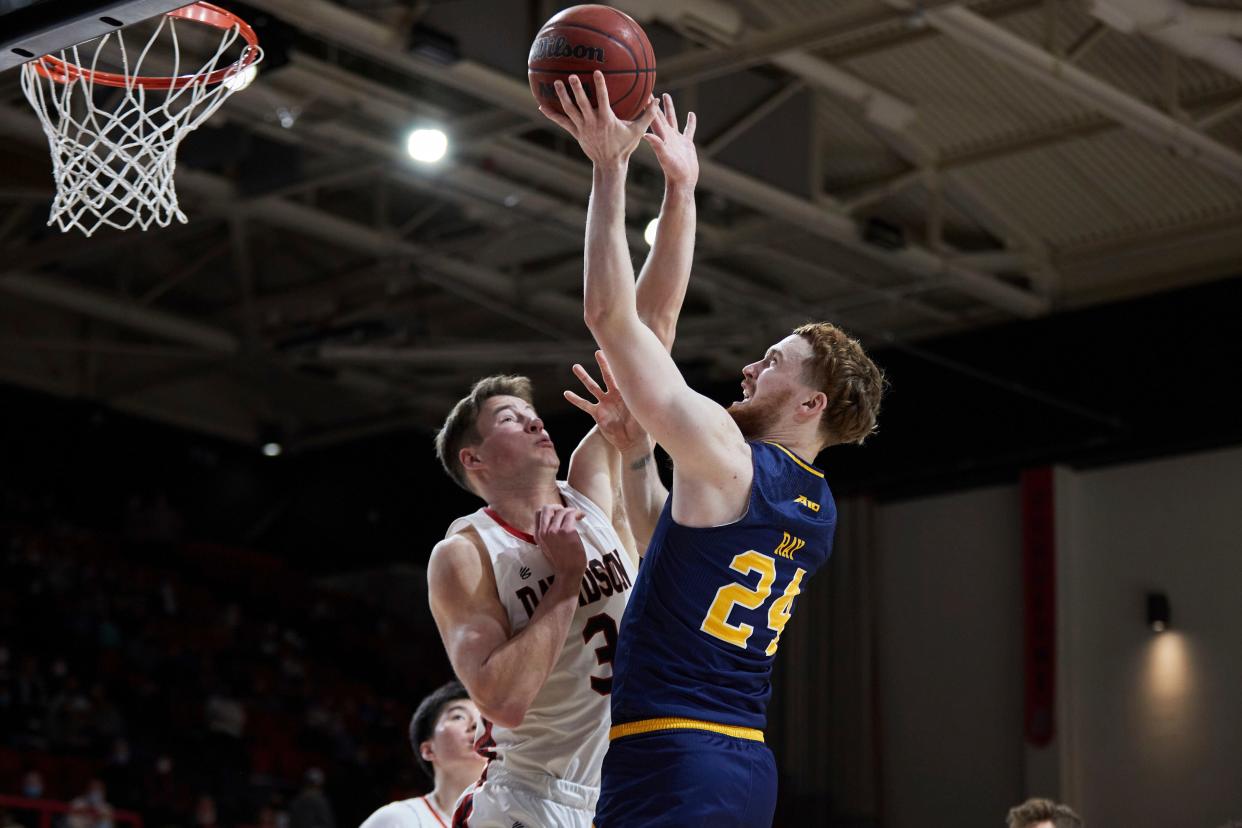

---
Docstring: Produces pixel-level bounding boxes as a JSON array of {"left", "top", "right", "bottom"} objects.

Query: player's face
[
  {"left": 427, "top": 699, "right": 487, "bottom": 773},
  {"left": 727, "top": 334, "right": 815, "bottom": 436},
  {"left": 473, "top": 395, "right": 560, "bottom": 472}
]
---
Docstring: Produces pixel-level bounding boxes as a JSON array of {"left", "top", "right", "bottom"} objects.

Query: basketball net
[{"left": 19, "top": 4, "right": 262, "bottom": 237}]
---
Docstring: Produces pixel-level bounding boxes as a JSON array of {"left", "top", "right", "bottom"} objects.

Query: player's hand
[
  {"left": 564, "top": 350, "right": 647, "bottom": 455},
  {"left": 538, "top": 71, "right": 658, "bottom": 166},
  {"left": 644, "top": 93, "right": 698, "bottom": 189},
  {"left": 534, "top": 505, "right": 589, "bottom": 577}
]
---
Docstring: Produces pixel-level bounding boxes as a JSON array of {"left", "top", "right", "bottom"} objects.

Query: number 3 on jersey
[
  {"left": 700, "top": 550, "right": 806, "bottom": 656},
  {"left": 583, "top": 612, "right": 619, "bottom": 694}
]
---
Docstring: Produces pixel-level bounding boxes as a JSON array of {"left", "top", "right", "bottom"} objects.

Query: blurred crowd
[{"left": 0, "top": 522, "right": 452, "bottom": 827}]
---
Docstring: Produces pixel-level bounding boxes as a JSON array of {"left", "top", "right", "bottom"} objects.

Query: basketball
[{"left": 528, "top": 4, "right": 655, "bottom": 122}]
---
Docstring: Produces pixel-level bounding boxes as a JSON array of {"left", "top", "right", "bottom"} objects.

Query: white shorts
[{"left": 452, "top": 764, "right": 598, "bottom": 828}]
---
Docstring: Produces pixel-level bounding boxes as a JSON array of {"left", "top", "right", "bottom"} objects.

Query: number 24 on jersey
[{"left": 700, "top": 548, "right": 806, "bottom": 656}]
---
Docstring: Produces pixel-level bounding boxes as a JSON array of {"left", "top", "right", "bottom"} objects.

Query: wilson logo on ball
[
  {"left": 527, "top": 4, "right": 656, "bottom": 122},
  {"left": 530, "top": 35, "right": 605, "bottom": 64}
]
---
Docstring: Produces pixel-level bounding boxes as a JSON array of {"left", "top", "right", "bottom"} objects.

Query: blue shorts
[{"left": 594, "top": 728, "right": 777, "bottom": 827}]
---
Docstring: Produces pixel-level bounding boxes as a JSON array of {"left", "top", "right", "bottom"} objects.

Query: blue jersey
[{"left": 610, "top": 440, "right": 836, "bottom": 731}]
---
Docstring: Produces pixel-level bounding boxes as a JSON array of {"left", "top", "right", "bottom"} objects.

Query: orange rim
[{"left": 30, "top": 2, "right": 260, "bottom": 90}]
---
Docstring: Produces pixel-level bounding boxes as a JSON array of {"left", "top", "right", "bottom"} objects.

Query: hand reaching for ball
[
  {"left": 645, "top": 93, "right": 698, "bottom": 190},
  {"left": 564, "top": 350, "right": 648, "bottom": 455},
  {"left": 539, "top": 71, "right": 658, "bottom": 167}
]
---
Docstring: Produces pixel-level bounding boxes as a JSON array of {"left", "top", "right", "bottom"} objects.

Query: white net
[{"left": 19, "top": 9, "right": 262, "bottom": 237}]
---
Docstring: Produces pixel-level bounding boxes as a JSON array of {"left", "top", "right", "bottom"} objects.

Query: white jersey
[
  {"left": 445, "top": 482, "right": 636, "bottom": 790},
  {"left": 359, "top": 796, "right": 449, "bottom": 828}
]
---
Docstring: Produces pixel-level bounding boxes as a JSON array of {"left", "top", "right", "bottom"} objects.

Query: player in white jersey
[
  {"left": 361, "top": 681, "right": 487, "bottom": 828},
  {"left": 427, "top": 93, "right": 699, "bottom": 828}
]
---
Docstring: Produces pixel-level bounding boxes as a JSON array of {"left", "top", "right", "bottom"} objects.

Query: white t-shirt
[
  {"left": 359, "top": 796, "right": 449, "bottom": 828},
  {"left": 445, "top": 482, "right": 637, "bottom": 788}
]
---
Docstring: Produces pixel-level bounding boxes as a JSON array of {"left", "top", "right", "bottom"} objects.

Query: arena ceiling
[{"left": 1, "top": 0, "right": 1241, "bottom": 452}]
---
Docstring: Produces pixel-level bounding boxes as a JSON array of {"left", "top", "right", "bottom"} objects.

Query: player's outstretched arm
[
  {"left": 563, "top": 97, "right": 695, "bottom": 545},
  {"left": 548, "top": 72, "right": 751, "bottom": 525},
  {"left": 546, "top": 78, "right": 663, "bottom": 525},
  {"left": 428, "top": 512, "right": 587, "bottom": 728},
  {"left": 565, "top": 351, "right": 667, "bottom": 554},
  {"left": 635, "top": 93, "right": 698, "bottom": 350}
]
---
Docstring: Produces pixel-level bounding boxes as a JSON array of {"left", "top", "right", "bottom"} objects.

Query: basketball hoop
[{"left": 19, "top": 3, "right": 263, "bottom": 236}]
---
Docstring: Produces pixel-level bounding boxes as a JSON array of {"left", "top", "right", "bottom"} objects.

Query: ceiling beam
[
  {"left": 244, "top": 0, "right": 1049, "bottom": 319},
  {"left": 0, "top": 270, "right": 240, "bottom": 353},
  {"left": 885, "top": 2, "right": 1242, "bottom": 185},
  {"left": 844, "top": 84, "right": 1242, "bottom": 203},
  {"left": 639, "top": 1, "right": 918, "bottom": 130},
  {"left": 233, "top": 48, "right": 999, "bottom": 332}
]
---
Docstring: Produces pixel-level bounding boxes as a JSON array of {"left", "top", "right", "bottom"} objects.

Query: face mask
[{"left": 23, "top": 778, "right": 43, "bottom": 798}]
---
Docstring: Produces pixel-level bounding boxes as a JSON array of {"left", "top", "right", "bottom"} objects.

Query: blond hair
[
  {"left": 793, "top": 322, "right": 885, "bottom": 446},
  {"left": 434, "top": 375, "right": 534, "bottom": 492}
]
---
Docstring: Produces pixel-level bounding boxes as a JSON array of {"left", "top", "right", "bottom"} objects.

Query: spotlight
[
  {"left": 644, "top": 217, "right": 659, "bottom": 247},
  {"left": 259, "top": 423, "right": 284, "bottom": 458},
  {"left": 1146, "top": 592, "right": 1170, "bottom": 632},
  {"left": 407, "top": 128, "right": 448, "bottom": 163}
]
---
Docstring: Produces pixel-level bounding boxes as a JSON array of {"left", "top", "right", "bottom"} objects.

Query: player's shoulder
[
  {"left": 433, "top": 521, "right": 484, "bottom": 559},
  {"left": 359, "top": 799, "right": 427, "bottom": 828},
  {"left": 559, "top": 480, "right": 611, "bottom": 522},
  {"left": 754, "top": 440, "right": 825, "bottom": 479},
  {"left": 428, "top": 524, "right": 490, "bottom": 588}
]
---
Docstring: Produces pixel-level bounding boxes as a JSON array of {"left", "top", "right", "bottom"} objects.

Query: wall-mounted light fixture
[{"left": 1146, "top": 592, "right": 1171, "bottom": 633}]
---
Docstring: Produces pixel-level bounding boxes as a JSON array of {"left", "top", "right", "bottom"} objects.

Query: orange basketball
[{"left": 528, "top": 4, "right": 656, "bottom": 122}]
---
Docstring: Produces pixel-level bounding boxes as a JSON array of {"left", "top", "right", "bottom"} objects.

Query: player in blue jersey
[{"left": 542, "top": 73, "right": 887, "bottom": 826}]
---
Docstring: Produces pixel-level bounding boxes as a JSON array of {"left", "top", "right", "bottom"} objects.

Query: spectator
[
  {"left": 67, "top": 779, "right": 114, "bottom": 828},
  {"left": 101, "top": 738, "right": 139, "bottom": 809},
  {"left": 0, "top": 643, "right": 13, "bottom": 735},
  {"left": 12, "top": 656, "right": 48, "bottom": 743},
  {"left": 143, "top": 754, "right": 190, "bottom": 828},
  {"left": 289, "top": 769, "right": 335, "bottom": 828},
  {"left": 194, "top": 795, "right": 218, "bottom": 828},
  {"left": 18, "top": 770, "right": 43, "bottom": 800},
  {"left": 205, "top": 685, "right": 246, "bottom": 740},
  {"left": 46, "top": 673, "right": 92, "bottom": 749},
  {"left": 90, "top": 685, "right": 125, "bottom": 748},
  {"left": 1006, "top": 797, "right": 1083, "bottom": 828}
]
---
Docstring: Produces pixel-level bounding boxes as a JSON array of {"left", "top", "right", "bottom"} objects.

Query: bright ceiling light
[
  {"left": 644, "top": 217, "right": 659, "bottom": 247},
  {"left": 407, "top": 128, "right": 448, "bottom": 163}
]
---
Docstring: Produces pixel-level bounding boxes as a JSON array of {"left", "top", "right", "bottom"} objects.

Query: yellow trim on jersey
[
  {"left": 609, "top": 716, "right": 765, "bottom": 743},
  {"left": 762, "top": 441, "right": 825, "bottom": 478}
]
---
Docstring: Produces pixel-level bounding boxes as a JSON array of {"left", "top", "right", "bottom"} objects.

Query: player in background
[
  {"left": 361, "top": 681, "right": 487, "bottom": 827},
  {"left": 543, "top": 71, "right": 886, "bottom": 826},
  {"left": 428, "top": 91, "right": 699, "bottom": 828}
]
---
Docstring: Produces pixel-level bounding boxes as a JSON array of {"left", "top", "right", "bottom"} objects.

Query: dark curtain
[{"left": 770, "top": 496, "right": 880, "bottom": 826}]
